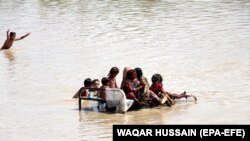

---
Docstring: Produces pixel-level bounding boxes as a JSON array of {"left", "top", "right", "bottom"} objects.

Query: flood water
[{"left": 0, "top": 0, "right": 250, "bottom": 140}]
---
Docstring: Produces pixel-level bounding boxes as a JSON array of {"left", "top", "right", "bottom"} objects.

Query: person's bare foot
[
  {"left": 180, "top": 91, "right": 187, "bottom": 99},
  {"left": 184, "top": 94, "right": 197, "bottom": 102},
  {"left": 165, "top": 100, "right": 172, "bottom": 107},
  {"left": 192, "top": 95, "right": 197, "bottom": 101},
  {"left": 166, "top": 98, "right": 175, "bottom": 106},
  {"left": 181, "top": 91, "right": 186, "bottom": 96}
]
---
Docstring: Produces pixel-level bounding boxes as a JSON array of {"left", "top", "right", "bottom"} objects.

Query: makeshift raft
[{"left": 78, "top": 88, "right": 197, "bottom": 113}]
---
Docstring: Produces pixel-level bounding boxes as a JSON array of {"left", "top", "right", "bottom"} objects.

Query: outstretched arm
[
  {"left": 15, "top": 32, "right": 30, "bottom": 41},
  {"left": 73, "top": 87, "right": 83, "bottom": 98}
]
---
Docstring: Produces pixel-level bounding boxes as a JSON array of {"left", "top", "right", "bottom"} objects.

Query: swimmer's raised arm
[
  {"left": 6, "top": 29, "right": 10, "bottom": 39},
  {"left": 15, "top": 32, "right": 30, "bottom": 41}
]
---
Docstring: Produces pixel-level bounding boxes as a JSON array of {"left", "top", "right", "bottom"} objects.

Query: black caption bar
[{"left": 113, "top": 125, "right": 250, "bottom": 141}]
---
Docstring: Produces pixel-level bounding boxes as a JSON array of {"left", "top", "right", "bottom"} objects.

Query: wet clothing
[{"left": 150, "top": 83, "right": 164, "bottom": 94}]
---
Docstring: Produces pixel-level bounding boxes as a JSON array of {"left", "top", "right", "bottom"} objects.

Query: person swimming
[{"left": 1, "top": 29, "right": 30, "bottom": 50}]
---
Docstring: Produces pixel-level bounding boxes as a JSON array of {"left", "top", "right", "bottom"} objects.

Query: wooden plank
[{"left": 80, "top": 96, "right": 106, "bottom": 102}]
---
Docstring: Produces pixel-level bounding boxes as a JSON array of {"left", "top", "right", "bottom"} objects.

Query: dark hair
[
  {"left": 126, "top": 69, "right": 136, "bottom": 80},
  {"left": 135, "top": 67, "right": 143, "bottom": 79},
  {"left": 10, "top": 32, "right": 16, "bottom": 37},
  {"left": 92, "top": 79, "right": 99, "bottom": 84},
  {"left": 151, "top": 74, "right": 163, "bottom": 83},
  {"left": 84, "top": 78, "right": 92, "bottom": 86},
  {"left": 101, "top": 77, "right": 110, "bottom": 85},
  {"left": 108, "top": 67, "right": 119, "bottom": 76}
]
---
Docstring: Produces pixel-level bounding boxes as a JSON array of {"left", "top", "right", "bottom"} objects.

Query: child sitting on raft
[{"left": 150, "top": 74, "right": 197, "bottom": 101}]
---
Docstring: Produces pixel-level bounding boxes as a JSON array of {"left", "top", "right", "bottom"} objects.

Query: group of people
[
  {"left": 72, "top": 67, "right": 120, "bottom": 99},
  {"left": 0, "top": 30, "right": 196, "bottom": 109},
  {"left": 73, "top": 66, "right": 196, "bottom": 109}
]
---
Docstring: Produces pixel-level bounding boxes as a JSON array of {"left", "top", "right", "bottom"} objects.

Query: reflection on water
[
  {"left": 0, "top": 0, "right": 250, "bottom": 140},
  {"left": 3, "top": 49, "right": 15, "bottom": 62},
  {"left": 76, "top": 100, "right": 198, "bottom": 140},
  {"left": 1, "top": 49, "right": 17, "bottom": 81}
]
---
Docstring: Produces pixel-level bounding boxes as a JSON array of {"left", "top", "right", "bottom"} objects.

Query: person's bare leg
[
  {"left": 180, "top": 91, "right": 197, "bottom": 101},
  {"left": 172, "top": 91, "right": 197, "bottom": 101},
  {"left": 149, "top": 91, "right": 165, "bottom": 105},
  {"left": 167, "top": 91, "right": 187, "bottom": 99},
  {"left": 159, "top": 95, "right": 168, "bottom": 105},
  {"left": 149, "top": 90, "right": 173, "bottom": 106},
  {"left": 164, "top": 93, "right": 175, "bottom": 105}
]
